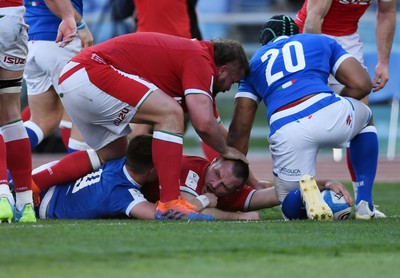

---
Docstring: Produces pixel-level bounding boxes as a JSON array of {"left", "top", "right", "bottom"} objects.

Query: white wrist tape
[{"left": 195, "top": 195, "right": 210, "bottom": 209}]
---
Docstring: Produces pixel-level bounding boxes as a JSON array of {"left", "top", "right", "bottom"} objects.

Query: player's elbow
[{"left": 353, "top": 76, "right": 372, "bottom": 99}]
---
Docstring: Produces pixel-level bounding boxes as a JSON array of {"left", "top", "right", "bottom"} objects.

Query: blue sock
[
  {"left": 281, "top": 189, "right": 307, "bottom": 220},
  {"left": 24, "top": 121, "right": 44, "bottom": 150},
  {"left": 349, "top": 126, "right": 378, "bottom": 210}
]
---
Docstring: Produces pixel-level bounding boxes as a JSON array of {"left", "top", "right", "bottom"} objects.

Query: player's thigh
[
  {"left": 269, "top": 123, "right": 319, "bottom": 182},
  {"left": 133, "top": 90, "right": 184, "bottom": 130},
  {"left": 28, "top": 88, "right": 63, "bottom": 124}
]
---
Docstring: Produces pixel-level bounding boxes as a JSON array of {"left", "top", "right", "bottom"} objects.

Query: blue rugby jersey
[
  {"left": 46, "top": 158, "right": 147, "bottom": 219},
  {"left": 24, "top": 0, "right": 83, "bottom": 41},
  {"left": 236, "top": 33, "right": 351, "bottom": 122}
]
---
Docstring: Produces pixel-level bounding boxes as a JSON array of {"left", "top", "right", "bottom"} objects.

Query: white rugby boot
[{"left": 299, "top": 175, "right": 333, "bottom": 221}]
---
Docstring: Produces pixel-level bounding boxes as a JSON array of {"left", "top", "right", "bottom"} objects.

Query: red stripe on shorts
[{"left": 58, "top": 63, "right": 85, "bottom": 85}]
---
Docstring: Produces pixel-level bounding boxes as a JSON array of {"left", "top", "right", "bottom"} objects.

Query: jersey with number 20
[{"left": 237, "top": 34, "right": 351, "bottom": 121}]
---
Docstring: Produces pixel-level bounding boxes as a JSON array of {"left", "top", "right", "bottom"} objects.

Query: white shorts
[
  {"left": 269, "top": 93, "right": 371, "bottom": 184},
  {"left": 58, "top": 61, "right": 158, "bottom": 150},
  {"left": 24, "top": 38, "right": 81, "bottom": 95},
  {"left": 324, "top": 33, "right": 365, "bottom": 93},
  {"left": 0, "top": 6, "right": 28, "bottom": 72}
]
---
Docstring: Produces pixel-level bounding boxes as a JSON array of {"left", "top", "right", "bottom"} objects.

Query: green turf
[{"left": 1, "top": 182, "right": 399, "bottom": 278}]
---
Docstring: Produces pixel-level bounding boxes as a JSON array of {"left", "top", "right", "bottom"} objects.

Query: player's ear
[
  {"left": 216, "top": 65, "right": 229, "bottom": 79},
  {"left": 148, "top": 167, "right": 158, "bottom": 181}
]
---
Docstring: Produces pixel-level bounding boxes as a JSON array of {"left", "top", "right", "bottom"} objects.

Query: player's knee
[{"left": 0, "top": 76, "right": 23, "bottom": 94}]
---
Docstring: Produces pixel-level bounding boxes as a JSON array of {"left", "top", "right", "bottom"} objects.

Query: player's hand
[
  {"left": 219, "top": 147, "right": 248, "bottom": 164},
  {"left": 372, "top": 62, "right": 389, "bottom": 92},
  {"left": 56, "top": 16, "right": 77, "bottom": 48},
  {"left": 324, "top": 180, "right": 353, "bottom": 206},
  {"left": 78, "top": 26, "right": 94, "bottom": 48},
  {"left": 203, "top": 193, "right": 218, "bottom": 208}
]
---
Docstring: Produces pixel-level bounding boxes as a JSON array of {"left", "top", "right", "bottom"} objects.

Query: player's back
[
  {"left": 244, "top": 33, "right": 349, "bottom": 119},
  {"left": 47, "top": 158, "right": 139, "bottom": 219},
  {"left": 73, "top": 32, "right": 215, "bottom": 100}
]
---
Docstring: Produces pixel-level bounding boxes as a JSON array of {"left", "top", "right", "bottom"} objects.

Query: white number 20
[{"left": 261, "top": 41, "right": 306, "bottom": 86}]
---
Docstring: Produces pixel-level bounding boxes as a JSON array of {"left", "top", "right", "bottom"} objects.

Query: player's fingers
[
  {"left": 59, "top": 34, "right": 75, "bottom": 48},
  {"left": 55, "top": 31, "right": 62, "bottom": 43}
]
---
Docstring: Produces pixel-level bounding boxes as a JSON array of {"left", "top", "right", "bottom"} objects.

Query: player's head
[
  {"left": 126, "top": 134, "right": 154, "bottom": 174},
  {"left": 212, "top": 38, "right": 250, "bottom": 94},
  {"left": 204, "top": 158, "right": 249, "bottom": 197},
  {"left": 259, "top": 15, "right": 299, "bottom": 45}
]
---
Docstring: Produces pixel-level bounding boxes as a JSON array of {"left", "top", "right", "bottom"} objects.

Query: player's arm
[
  {"left": 227, "top": 97, "right": 257, "bottom": 155},
  {"left": 316, "top": 179, "right": 353, "bottom": 206},
  {"left": 373, "top": 0, "right": 397, "bottom": 92},
  {"left": 303, "top": 0, "right": 333, "bottom": 34},
  {"left": 202, "top": 208, "right": 260, "bottom": 220},
  {"left": 75, "top": 9, "right": 94, "bottom": 48},
  {"left": 181, "top": 192, "right": 218, "bottom": 211},
  {"left": 129, "top": 201, "right": 157, "bottom": 220},
  {"left": 335, "top": 57, "right": 372, "bottom": 100},
  {"left": 44, "top": 0, "right": 76, "bottom": 47},
  {"left": 186, "top": 94, "right": 247, "bottom": 163},
  {"left": 180, "top": 191, "right": 258, "bottom": 220},
  {"left": 247, "top": 187, "right": 280, "bottom": 211}
]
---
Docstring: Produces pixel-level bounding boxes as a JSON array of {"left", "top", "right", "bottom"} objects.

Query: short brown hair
[
  {"left": 212, "top": 39, "right": 250, "bottom": 75},
  {"left": 125, "top": 134, "right": 153, "bottom": 174}
]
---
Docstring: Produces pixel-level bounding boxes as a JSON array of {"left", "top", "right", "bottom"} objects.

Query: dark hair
[
  {"left": 125, "top": 134, "right": 153, "bottom": 174},
  {"left": 230, "top": 159, "right": 249, "bottom": 185},
  {"left": 259, "top": 14, "right": 299, "bottom": 45},
  {"left": 212, "top": 38, "right": 250, "bottom": 75}
]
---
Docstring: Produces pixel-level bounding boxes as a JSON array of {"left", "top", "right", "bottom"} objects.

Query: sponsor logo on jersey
[
  {"left": 185, "top": 170, "right": 200, "bottom": 191},
  {"left": 113, "top": 107, "right": 130, "bottom": 126},
  {"left": 91, "top": 52, "right": 106, "bottom": 64},
  {"left": 3, "top": 56, "right": 25, "bottom": 65},
  {"left": 279, "top": 167, "right": 301, "bottom": 176}
]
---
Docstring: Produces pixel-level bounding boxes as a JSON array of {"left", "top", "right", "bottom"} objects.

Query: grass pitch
[{"left": 1, "top": 182, "right": 399, "bottom": 278}]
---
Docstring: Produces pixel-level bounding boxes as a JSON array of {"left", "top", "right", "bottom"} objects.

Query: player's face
[
  {"left": 213, "top": 63, "right": 245, "bottom": 95},
  {"left": 204, "top": 159, "right": 243, "bottom": 197}
]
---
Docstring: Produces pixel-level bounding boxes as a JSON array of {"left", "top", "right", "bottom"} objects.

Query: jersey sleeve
[
  {"left": 109, "top": 187, "right": 148, "bottom": 217},
  {"left": 328, "top": 39, "right": 353, "bottom": 77},
  {"left": 181, "top": 55, "right": 215, "bottom": 101},
  {"left": 236, "top": 77, "right": 261, "bottom": 104},
  {"left": 217, "top": 185, "right": 256, "bottom": 211}
]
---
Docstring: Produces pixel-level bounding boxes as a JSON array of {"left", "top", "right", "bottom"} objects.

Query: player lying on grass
[
  {"left": 142, "top": 155, "right": 353, "bottom": 220},
  {"left": 27, "top": 135, "right": 255, "bottom": 220},
  {"left": 26, "top": 134, "right": 352, "bottom": 221}
]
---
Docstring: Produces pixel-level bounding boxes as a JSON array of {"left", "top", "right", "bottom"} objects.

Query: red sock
[
  {"left": 59, "top": 127, "right": 71, "bottom": 150},
  {"left": 346, "top": 148, "right": 356, "bottom": 182},
  {"left": 0, "top": 135, "right": 8, "bottom": 185},
  {"left": 152, "top": 132, "right": 182, "bottom": 202},
  {"left": 33, "top": 150, "right": 93, "bottom": 191},
  {"left": 21, "top": 106, "right": 31, "bottom": 122},
  {"left": 201, "top": 141, "right": 220, "bottom": 161},
  {"left": 6, "top": 137, "right": 32, "bottom": 192}
]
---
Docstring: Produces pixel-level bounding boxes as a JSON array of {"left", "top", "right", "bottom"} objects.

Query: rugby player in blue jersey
[
  {"left": 227, "top": 15, "right": 377, "bottom": 220},
  {"left": 23, "top": 0, "right": 93, "bottom": 154}
]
